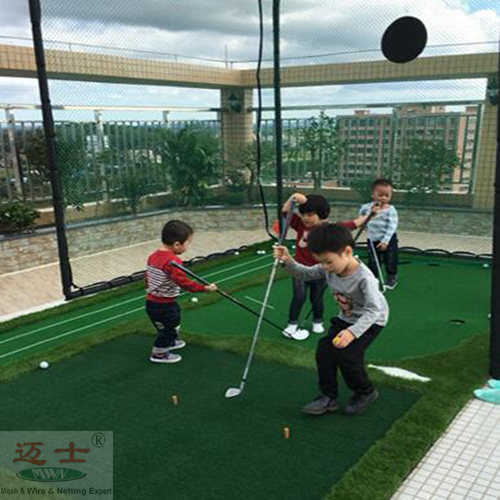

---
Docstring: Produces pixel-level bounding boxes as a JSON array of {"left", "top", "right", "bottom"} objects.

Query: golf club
[
  {"left": 225, "top": 201, "right": 297, "bottom": 398},
  {"left": 170, "top": 261, "right": 284, "bottom": 333}
]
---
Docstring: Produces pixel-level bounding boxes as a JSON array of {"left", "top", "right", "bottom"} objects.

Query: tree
[
  {"left": 298, "top": 112, "right": 344, "bottom": 189},
  {"left": 161, "top": 126, "right": 221, "bottom": 207},
  {"left": 22, "top": 129, "right": 50, "bottom": 183},
  {"left": 399, "top": 139, "right": 459, "bottom": 203},
  {"left": 230, "top": 140, "right": 275, "bottom": 202},
  {"left": 22, "top": 130, "right": 88, "bottom": 211},
  {"left": 118, "top": 167, "right": 153, "bottom": 215}
]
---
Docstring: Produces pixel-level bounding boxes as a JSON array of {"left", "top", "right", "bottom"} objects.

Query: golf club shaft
[
  {"left": 354, "top": 208, "right": 377, "bottom": 243},
  {"left": 239, "top": 257, "right": 280, "bottom": 389},
  {"left": 367, "top": 238, "right": 386, "bottom": 292},
  {"left": 235, "top": 201, "right": 297, "bottom": 390},
  {"left": 170, "top": 261, "right": 284, "bottom": 332}
]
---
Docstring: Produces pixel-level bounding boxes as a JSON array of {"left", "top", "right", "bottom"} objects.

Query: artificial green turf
[
  {"left": 0, "top": 334, "right": 417, "bottom": 500},
  {"left": 0, "top": 244, "right": 274, "bottom": 337},
  {"left": 182, "top": 256, "right": 491, "bottom": 361},
  {"left": 1, "top": 252, "right": 489, "bottom": 368},
  {"left": 0, "top": 252, "right": 275, "bottom": 366}
]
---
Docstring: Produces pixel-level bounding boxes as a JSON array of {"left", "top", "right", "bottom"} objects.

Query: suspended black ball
[{"left": 381, "top": 16, "right": 428, "bottom": 63}]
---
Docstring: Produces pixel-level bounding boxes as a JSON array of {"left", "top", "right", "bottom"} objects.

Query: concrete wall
[{"left": 0, "top": 205, "right": 492, "bottom": 275}]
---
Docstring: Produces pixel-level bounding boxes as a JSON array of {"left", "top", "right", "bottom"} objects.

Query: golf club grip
[
  {"left": 170, "top": 261, "right": 284, "bottom": 332},
  {"left": 353, "top": 209, "right": 377, "bottom": 243},
  {"left": 277, "top": 199, "right": 297, "bottom": 245}
]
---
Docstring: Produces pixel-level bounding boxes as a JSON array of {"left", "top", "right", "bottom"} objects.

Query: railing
[
  {"left": 0, "top": 103, "right": 482, "bottom": 205},
  {"left": 0, "top": 106, "right": 220, "bottom": 204}
]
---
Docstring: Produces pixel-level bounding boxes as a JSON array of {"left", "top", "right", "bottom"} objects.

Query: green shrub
[
  {"left": 161, "top": 127, "right": 221, "bottom": 207},
  {"left": 225, "top": 169, "right": 247, "bottom": 193},
  {"left": 206, "top": 191, "right": 245, "bottom": 206},
  {"left": 0, "top": 200, "right": 40, "bottom": 234},
  {"left": 350, "top": 176, "right": 375, "bottom": 202},
  {"left": 118, "top": 169, "right": 154, "bottom": 215}
]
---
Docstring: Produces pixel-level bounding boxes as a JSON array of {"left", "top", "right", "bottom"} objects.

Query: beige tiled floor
[
  {"left": 391, "top": 399, "right": 500, "bottom": 500},
  {"left": 0, "top": 229, "right": 269, "bottom": 319}
]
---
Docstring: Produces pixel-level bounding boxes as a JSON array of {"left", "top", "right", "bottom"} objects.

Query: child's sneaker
[
  {"left": 344, "top": 390, "right": 379, "bottom": 415},
  {"left": 282, "top": 324, "right": 309, "bottom": 341},
  {"left": 168, "top": 340, "right": 186, "bottom": 351},
  {"left": 312, "top": 322, "right": 325, "bottom": 334},
  {"left": 488, "top": 379, "right": 500, "bottom": 390},
  {"left": 149, "top": 352, "right": 182, "bottom": 364},
  {"left": 302, "top": 395, "right": 339, "bottom": 415}
]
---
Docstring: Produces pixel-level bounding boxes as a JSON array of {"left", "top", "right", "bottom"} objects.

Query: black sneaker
[
  {"left": 302, "top": 395, "right": 339, "bottom": 415},
  {"left": 344, "top": 390, "right": 379, "bottom": 415}
]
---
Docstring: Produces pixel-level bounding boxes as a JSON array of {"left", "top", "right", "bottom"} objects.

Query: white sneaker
[
  {"left": 282, "top": 324, "right": 310, "bottom": 341},
  {"left": 149, "top": 352, "right": 182, "bottom": 364},
  {"left": 168, "top": 340, "right": 186, "bottom": 351},
  {"left": 312, "top": 322, "right": 325, "bottom": 334},
  {"left": 292, "top": 329, "right": 310, "bottom": 341}
]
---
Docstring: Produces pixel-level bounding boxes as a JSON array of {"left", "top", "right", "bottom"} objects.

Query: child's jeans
[
  {"left": 288, "top": 277, "right": 326, "bottom": 324},
  {"left": 367, "top": 233, "right": 399, "bottom": 278},
  {"left": 146, "top": 300, "right": 180, "bottom": 351},
  {"left": 316, "top": 317, "right": 383, "bottom": 398}
]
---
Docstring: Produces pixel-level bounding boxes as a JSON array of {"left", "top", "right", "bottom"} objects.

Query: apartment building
[{"left": 336, "top": 104, "right": 479, "bottom": 193}]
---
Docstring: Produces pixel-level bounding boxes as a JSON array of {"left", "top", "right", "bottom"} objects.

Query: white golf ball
[
  {"left": 483, "top": 263, "right": 490, "bottom": 268},
  {"left": 39, "top": 361, "right": 49, "bottom": 369},
  {"left": 292, "top": 245, "right": 296, "bottom": 249},
  {"left": 191, "top": 297, "right": 199, "bottom": 303},
  {"left": 234, "top": 251, "right": 240, "bottom": 255},
  {"left": 261, "top": 250, "right": 266, "bottom": 254}
]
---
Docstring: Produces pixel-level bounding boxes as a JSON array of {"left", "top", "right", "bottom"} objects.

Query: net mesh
[{"left": 0, "top": 0, "right": 498, "bottom": 293}]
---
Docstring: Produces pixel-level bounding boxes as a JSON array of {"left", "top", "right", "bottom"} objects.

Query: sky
[{"left": 0, "top": 0, "right": 498, "bottom": 121}]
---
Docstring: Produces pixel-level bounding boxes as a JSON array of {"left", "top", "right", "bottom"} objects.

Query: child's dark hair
[
  {"left": 161, "top": 220, "right": 194, "bottom": 245},
  {"left": 372, "top": 178, "right": 394, "bottom": 191},
  {"left": 307, "top": 223, "right": 355, "bottom": 255},
  {"left": 298, "top": 194, "right": 330, "bottom": 219}
]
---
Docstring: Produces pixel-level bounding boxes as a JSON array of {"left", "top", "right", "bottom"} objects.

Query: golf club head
[{"left": 225, "top": 387, "right": 242, "bottom": 398}]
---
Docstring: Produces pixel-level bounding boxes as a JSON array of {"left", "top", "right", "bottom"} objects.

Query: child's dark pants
[
  {"left": 316, "top": 317, "right": 383, "bottom": 398},
  {"left": 146, "top": 300, "right": 180, "bottom": 349},
  {"left": 288, "top": 277, "right": 326, "bottom": 323},
  {"left": 367, "top": 233, "right": 399, "bottom": 278}
]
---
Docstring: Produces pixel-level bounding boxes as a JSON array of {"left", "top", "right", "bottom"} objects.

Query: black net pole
[
  {"left": 490, "top": 52, "right": 500, "bottom": 380},
  {"left": 29, "top": 0, "right": 73, "bottom": 299},
  {"left": 272, "top": 0, "right": 284, "bottom": 234}
]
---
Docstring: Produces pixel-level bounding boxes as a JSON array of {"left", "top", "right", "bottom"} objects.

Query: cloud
[
  {"left": 0, "top": 0, "right": 496, "bottom": 119},
  {"left": 0, "top": 77, "right": 39, "bottom": 103},
  {"left": 1, "top": 0, "right": 496, "bottom": 63}
]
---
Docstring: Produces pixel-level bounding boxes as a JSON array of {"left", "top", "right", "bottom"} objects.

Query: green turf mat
[
  {"left": 0, "top": 334, "right": 418, "bottom": 500},
  {"left": 0, "top": 251, "right": 490, "bottom": 367},
  {"left": 183, "top": 257, "right": 490, "bottom": 360},
  {"left": 0, "top": 253, "right": 274, "bottom": 366}
]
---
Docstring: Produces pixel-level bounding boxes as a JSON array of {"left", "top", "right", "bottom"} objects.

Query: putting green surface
[
  {"left": 0, "top": 252, "right": 274, "bottom": 366},
  {"left": 0, "top": 251, "right": 490, "bottom": 367},
  {"left": 0, "top": 334, "right": 418, "bottom": 500},
  {"left": 183, "top": 255, "right": 491, "bottom": 361}
]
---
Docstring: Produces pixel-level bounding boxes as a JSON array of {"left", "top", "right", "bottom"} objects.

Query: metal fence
[
  {"left": 0, "top": 114, "right": 221, "bottom": 205},
  {"left": 0, "top": 105, "right": 481, "bottom": 206},
  {"left": 260, "top": 105, "right": 481, "bottom": 195}
]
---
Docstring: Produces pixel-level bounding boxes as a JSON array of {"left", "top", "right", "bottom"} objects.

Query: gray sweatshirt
[{"left": 284, "top": 258, "right": 389, "bottom": 337}]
